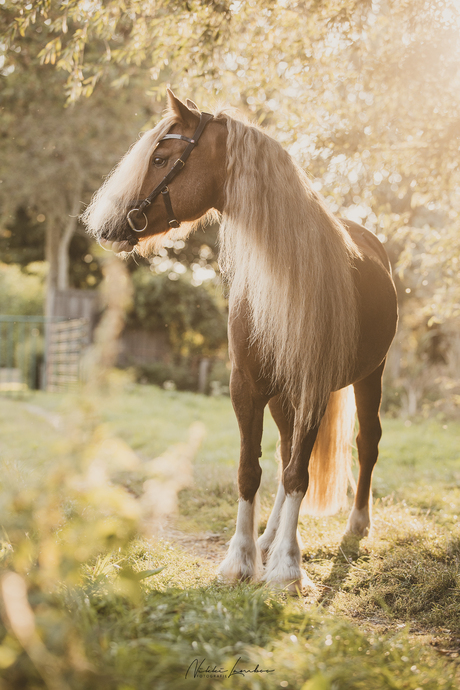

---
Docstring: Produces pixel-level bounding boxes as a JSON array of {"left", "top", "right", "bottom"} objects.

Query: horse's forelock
[{"left": 81, "top": 113, "right": 179, "bottom": 237}]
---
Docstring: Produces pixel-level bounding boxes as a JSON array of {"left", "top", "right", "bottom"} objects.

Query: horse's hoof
[
  {"left": 217, "top": 571, "right": 251, "bottom": 584},
  {"left": 263, "top": 568, "right": 316, "bottom": 596},
  {"left": 284, "top": 570, "right": 317, "bottom": 596},
  {"left": 217, "top": 555, "right": 263, "bottom": 583},
  {"left": 217, "top": 565, "right": 254, "bottom": 583},
  {"left": 345, "top": 506, "right": 371, "bottom": 538}
]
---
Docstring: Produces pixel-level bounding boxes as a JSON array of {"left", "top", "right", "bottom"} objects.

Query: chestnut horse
[{"left": 83, "top": 91, "right": 398, "bottom": 592}]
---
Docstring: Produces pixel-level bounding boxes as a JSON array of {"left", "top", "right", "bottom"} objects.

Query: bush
[
  {"left": 127, "top": 270, "right": 227, "bottom": 358},
  {"left": 135, "top": 361, "right": 199, "bottom": 391},
  {"left": 0, "top": 262, "right": 45, "bottom": 315},
  {"left": 135, "top": 357, "right": 231, "bottom": 395}
]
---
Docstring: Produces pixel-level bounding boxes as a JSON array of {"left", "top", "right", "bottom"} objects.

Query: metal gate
[
  {"left": 46, "top": 318, "right": 89, "bottom": 391},
  {"left": 0, "top": 315, "right": 89, "bottom": 394}
]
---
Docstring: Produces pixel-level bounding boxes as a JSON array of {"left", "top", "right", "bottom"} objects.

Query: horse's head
[{"left": 82, "top": 91, "right": 226, "bottom": 256}]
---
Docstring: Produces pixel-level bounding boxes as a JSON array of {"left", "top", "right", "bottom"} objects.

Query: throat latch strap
[{"left": 161, "top": 187, "right": 180, "bottom": 228}]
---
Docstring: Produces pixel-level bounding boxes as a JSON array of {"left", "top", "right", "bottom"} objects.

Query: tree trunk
[
  {"left": 57, "top": 216, "right": 77, "bottom": 292},
  {"left": 57, "top": 179, "right": 83, "bottom": 291},
  {"left": 45, "top": 219, "right": 61, "bottom": 319},
  {"left": 45, "top": 178, "right": 83, "bottom": 317}
]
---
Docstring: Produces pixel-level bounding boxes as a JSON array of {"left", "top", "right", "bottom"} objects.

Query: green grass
[{"left": 0, "top": 381, "right": 459, "bottom": 688}]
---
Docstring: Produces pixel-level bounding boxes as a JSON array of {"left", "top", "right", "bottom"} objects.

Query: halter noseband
[{"left": 126, "top": 111, "right": 214, "bottom": 236}]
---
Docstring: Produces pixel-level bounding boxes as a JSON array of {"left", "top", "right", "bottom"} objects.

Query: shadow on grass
[
  {"left": 310, "top": 527, "right": 460, "bottom": 637},
  {"left": 315, "top": 533, "right": 364, "bottom": 607}
]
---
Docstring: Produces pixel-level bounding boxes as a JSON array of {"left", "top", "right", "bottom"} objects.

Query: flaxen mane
[{"left": 216, "top": 110, "right": 361, "bottom": 432}]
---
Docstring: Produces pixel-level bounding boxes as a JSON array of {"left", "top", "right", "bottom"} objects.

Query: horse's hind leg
[
  {"left": 346, "top": 360, "right": 386, "bottom": 537},
  {"left": 258, "top": 395, "right": 295, "bottom": 561},
  {"left": 218, "top": 369, "right": 268, "bottom": 582}
]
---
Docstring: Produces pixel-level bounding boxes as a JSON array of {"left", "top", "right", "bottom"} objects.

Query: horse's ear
[
  {"left": 166, "top": 88, "right": 199, "bottom": 127},
  {"left": 186, "top": 98, "right": 200, "bottom": 112}
]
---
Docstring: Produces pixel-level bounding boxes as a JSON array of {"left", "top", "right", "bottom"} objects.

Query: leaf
[
  {"left": 118, "top": 565, "right": 166, "bottom": 581},
  {"left": 135, "top": 567, "right": 166, "bottom": 580}
]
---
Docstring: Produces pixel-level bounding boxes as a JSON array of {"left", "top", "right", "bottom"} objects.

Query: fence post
[{"left": 198, "top": 357, "right": 210, "bottom": 394}]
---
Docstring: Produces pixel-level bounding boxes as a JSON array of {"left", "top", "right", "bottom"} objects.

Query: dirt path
[
  {"left": 23, "top": 403, "right": 62, "bottom": 430},
  {"left": 158, "top": 520, "right": 228, "bottom": 563}
]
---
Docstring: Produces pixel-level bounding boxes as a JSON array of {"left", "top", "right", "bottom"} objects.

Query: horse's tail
[{"left": 301, "top": 386, "right": 356, "bottom": 516}]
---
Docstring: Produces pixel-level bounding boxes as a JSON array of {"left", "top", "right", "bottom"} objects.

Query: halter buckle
[{"left": 127, "top": 208, "right": 148, "bottom": 233}]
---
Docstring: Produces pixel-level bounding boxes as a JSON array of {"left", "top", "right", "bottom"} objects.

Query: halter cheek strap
[{"left": 127, "top": 111, "right": 214, "bottom": 234}]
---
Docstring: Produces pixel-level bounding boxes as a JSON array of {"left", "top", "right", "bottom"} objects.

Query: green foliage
[
  {"left": 0, "top": 262, "right": 45, "bottom": 315},
  {"left": 0, "top": 381, "right": 203, "bottom": 687},
  {"left": 0, "top": 207, "right": 45, "bottom": 266},
  {"left": 134, "top": 358, "right": 230, "bottom": 394},
  {"left": 135, "top": 361, "right": 200, "bottom": 391},
  {"left": 127, "top": 270, "right": 227, "bottom": 357},
  {"left": 0, "top": 208, "right": 103, "bottom": 289}
]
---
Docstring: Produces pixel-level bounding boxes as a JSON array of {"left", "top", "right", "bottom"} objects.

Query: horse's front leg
[
  {"left": 263, "top": 421, "right": 319, "bottom": 594},
  {"left": 258, "top": 395, "right": 294, "bottom": 561},
  {"left": 218, "top": 368, "right": 268, "bottom": 582}
]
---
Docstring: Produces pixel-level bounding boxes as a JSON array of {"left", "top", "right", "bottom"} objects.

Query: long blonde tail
[{"left": 300, "top": 386, "right": 356, "bottom": 516}]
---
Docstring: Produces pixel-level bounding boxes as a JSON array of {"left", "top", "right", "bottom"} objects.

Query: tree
[
  {"left": 2, "top": 0, "right": 460, "bottom": 412},
  {"left": 0, "top": 5, "right": 161, "bottom": 313},
  {"left": 3, "top": 1, "right": 459, "bottom": 309}
]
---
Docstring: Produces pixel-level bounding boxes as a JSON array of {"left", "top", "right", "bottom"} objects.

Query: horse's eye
[{"left": 152, "top": 156, "right": 167, "bottom": 167}]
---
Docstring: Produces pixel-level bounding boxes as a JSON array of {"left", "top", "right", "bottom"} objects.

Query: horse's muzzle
[{"left": 99, "top": 237, "right": 137, "bottom": 254}]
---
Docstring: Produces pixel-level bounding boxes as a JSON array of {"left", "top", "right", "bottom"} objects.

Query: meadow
[{"left": 0, "top": 378, "right": 459, "bottom": 689}]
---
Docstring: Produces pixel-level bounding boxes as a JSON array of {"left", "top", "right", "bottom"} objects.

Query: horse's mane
[
  {"left": 82, "top": 112, "right": 180, "bottom": 238},
  {"left": 215, "top": 109, "right": 361, "bottom": 430}
]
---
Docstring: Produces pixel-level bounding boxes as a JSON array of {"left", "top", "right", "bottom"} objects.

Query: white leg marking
[
  {"left": 258, "top": 483, "right": 286, "bottom": 559},
  {"left": 345, "top": 497, "right": 372, "bottom": 537},
  {"left": 263, "top": 492, "right": 316, "bottom": 594},
  {"left": 218, "top": 495, "right": 263, "bottom": 582}
]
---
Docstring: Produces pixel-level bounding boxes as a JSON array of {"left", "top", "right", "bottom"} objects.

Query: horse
[{"left": 82, "top": 90, "right": 398, "bottom": 593}]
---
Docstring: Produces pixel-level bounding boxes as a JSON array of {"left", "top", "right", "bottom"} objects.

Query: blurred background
[{"left": 1, "top": 0, "right": 460, "bottom": 418}]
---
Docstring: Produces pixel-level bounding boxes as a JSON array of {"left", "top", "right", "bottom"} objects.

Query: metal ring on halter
[{"left": 127, "top": 208, "right": 148, "bottom": 232}]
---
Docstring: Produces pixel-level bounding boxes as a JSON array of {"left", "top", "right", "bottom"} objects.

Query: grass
[{"left": 0, "top": 379, "right": 459, "bottom": 688}]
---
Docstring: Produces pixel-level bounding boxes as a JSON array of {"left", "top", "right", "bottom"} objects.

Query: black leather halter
[{"left": 126, "top": 111, "right": 214, "bottom": 235}]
